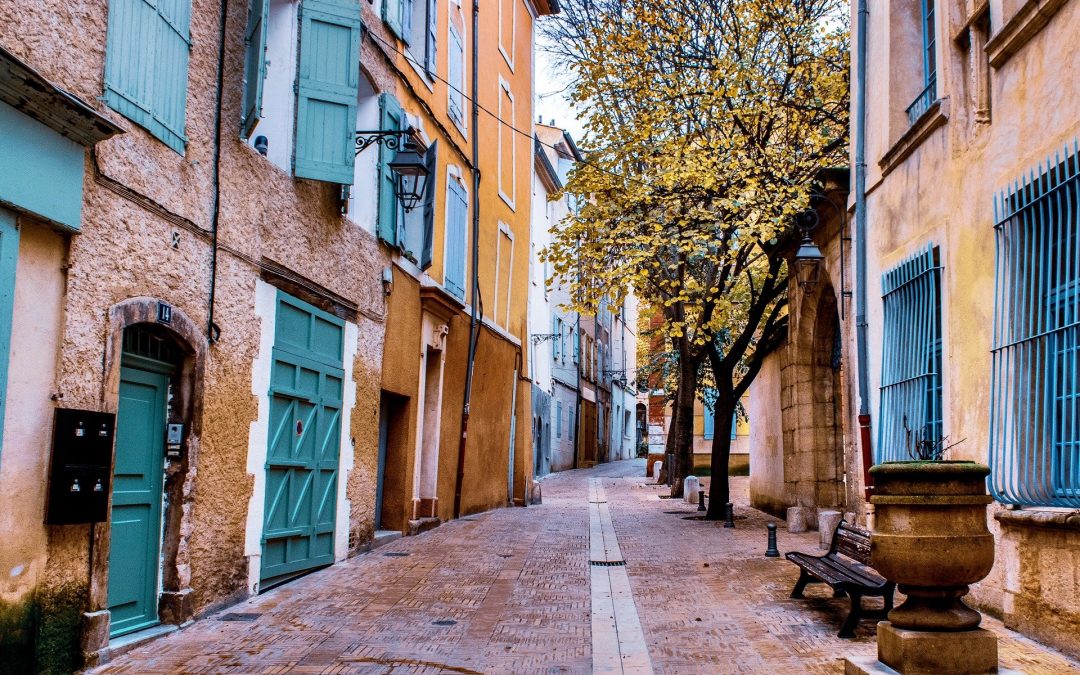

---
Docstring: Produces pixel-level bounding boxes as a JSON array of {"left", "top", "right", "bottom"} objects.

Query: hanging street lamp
[
  {"left": 355, "top": 127, "right": 430, "bottom": 212},
  {"left": 792, "top": 208, "right": 825, "bottom": 287}
]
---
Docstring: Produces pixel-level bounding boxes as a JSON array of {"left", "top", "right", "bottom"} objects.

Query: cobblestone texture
[{"left": 94, "top": 459, "right": 1080, "bottom": 674}]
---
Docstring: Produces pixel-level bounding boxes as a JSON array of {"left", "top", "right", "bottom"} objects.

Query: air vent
[{"left": 590, "top": 560, "right": 626, "bottom": 567}]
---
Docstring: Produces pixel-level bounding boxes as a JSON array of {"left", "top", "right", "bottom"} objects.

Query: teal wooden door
[
  {"left": 261, "top": 292, "right": 344, "bottom": 585},
  {"left": 108, "top": 365, "right": 168, "bottom": 637}
]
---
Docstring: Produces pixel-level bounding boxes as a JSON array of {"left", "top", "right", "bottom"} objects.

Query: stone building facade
[
  {"left": 0, "top": 0, "right": 555, "bottom": 668},
  {"left": 749, "top": 0, "right": 1080, "bottom": 659}
]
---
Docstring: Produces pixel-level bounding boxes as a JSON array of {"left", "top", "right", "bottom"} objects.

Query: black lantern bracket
[{"left": 355, "top": 127, "right": 426, "bottom": 156}]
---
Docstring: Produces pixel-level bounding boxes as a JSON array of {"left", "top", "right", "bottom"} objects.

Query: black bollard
[
  {"left": 765, "top": 523, "right": 780, "bottom": 557},
  {"left": 723, "top": 502, "right": 735, "bottom": 528},
  {"left": 697, "top": 488, "right": 706, "bottom": 512}
]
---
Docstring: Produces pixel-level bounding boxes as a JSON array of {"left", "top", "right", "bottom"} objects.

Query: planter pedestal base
[{"left": 844, "top": 622, "right": 1002, "bottom": 674}]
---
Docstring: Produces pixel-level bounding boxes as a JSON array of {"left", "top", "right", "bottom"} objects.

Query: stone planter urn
[{"left": 864, "top": 461, "right": 998, "bottom": 674}]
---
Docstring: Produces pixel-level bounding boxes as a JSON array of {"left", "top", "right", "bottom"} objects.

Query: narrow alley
[{"left": 93, "top": 460, "right": 1079, "bottom": 674}]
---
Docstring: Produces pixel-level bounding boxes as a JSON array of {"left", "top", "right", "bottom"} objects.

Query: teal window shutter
[
  {"left": 383, "top": 0, "right": 404, "bottom": 38},
  {"left": 573, "top": 327, "right": 579, "bottom": 363},
  {"left": 420, "top": 141, "right": 438, "bottom": 270},
  {"left": 294, "top": 0, "right": 362, "bottom": 184},
  {"left": 104, "top": 0, "right": 191, "bottom": 154},
  {"left": 556, "top": 402, "right": 563, "bottom": 438},
  {"left": 0, "top": 210, "right": 19, "bottom": 461},
  {"left": 425, "top": 0, "right": 438, "bottom": 76},
  {"left": 377, "top": 94, "right": 403, "bottom": 245},
  {"left": 703, "top": 400, "right": 715, "bottom": 440},
  {"left": 448, "top": 25, "right": 464, "bottom": 124},
  {"left": 730, "top": 413, "right": 737, "bottom": 440},
  {"left": 401, "top": 0, "right": 415, "bottom": 44},
  {"left": 552, "top": 317, "right": 561, "bottom": 359},
  {"left": 444, "top": 175, "right": 467, "bottom": 298},
  {"left": 241, "top": 0, "right": 271, "bottom": 139}
]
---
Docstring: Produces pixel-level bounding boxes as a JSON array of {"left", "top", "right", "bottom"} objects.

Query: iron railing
[
  {"left": 905, "top": 77, "right": 937, "bottom": 126},
  {"left": 989, "top": 139, "right": 1080, "bottom": 507},
  {"left": 877, "top": 244, "right": 944, "bottom": 462}
]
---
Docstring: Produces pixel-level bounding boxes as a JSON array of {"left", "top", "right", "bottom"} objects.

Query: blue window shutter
[
  {"left": 573, "top": 328, "right": 579, "bottom": 363},
  {"left": 377, "top": 93, "right": 403, "bottom": 245},
  {"left": 241, "top": 0, "right": 271, "bottom": 139},
  {"left": 401, "top": 0, "right": 415, "bottom": 43},
  {"left": 383, "top": 0, "right": 404, "bottom": 38},
  {"left": 294, "top": 0, "right": 362, "bottom": 184},
  {"left": 420, "top": 140, "right": 438, "bottom": 270},
  {"left": 425, "top": 0, "right": 438, "bottom": 76},
  {"left": 104, "top": 0, "right": 191, "bottom": 154},
  {"left": 448, "top": 26, "right": 463, "bottom": 123},
  {"left": 730, "top": 413, "right": 737, "bottom": 440},
  {"left": 0, "top": 210, "right": 19, "bottom": 461},
  {"left": 444, "top": 177, "right": 467, "bottom": 298},
  {"left": 703, "top": 400, "right": 715, "bottom": 440}
]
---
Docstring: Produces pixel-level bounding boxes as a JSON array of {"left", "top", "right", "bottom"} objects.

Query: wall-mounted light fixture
[
  {"left": 792, "top": 208, "right": 824, "bottom": 288},
  {"left": 355, "top": 127, "right": 430, "bottom": 212}
]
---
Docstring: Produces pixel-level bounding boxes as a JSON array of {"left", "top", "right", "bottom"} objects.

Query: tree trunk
[
  {"left": 668, "top": 353, "right": 697, "bottom": 498},
  {"left": 705, "top": 392, "right": 736, "bottom": 520}
]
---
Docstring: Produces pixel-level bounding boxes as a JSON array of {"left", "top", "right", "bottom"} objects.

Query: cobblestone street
[{"left": 94, "top": 460, "right": 1080, "bottom": 674}]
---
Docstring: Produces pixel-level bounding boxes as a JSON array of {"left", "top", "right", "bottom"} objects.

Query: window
[
  {"left": 447, "top": 6, "right": 466, "bottom": 128},
  {"left": 497, "top": 79, "right": 516, "bottom": 209},
  {"left": 386, "top": 0, "right": 437, "bottom": 78},
  {"left": 989, "top": 141, "right": 1080, "bottom": 507},
  {"left": 556, "top": 401, "right": 563, "bottom": 438},
  {"left": 376, "top": 94, "right": 439, "bottom": 268},
  {"left": 552, "top": 317, "right": 562, "bottom": 359},
  {"left": 444, "top": 168, "right": 468, "bottom": 298},
  {"left": 495, "top": 224, "right": 514, "bottom": 328},
  {"left": 243, "top": 0, "right": 362, "bottom": 183},
  {"left": 104, "top": 0, "right": 192, "bottom": 153},
  {"left": 877, "top": 244, "right": 944, "bottom": 462},
  {"left": 958, "top": 7, "right": 991, "bottom": 124},
  {"left": 906, "top": 0, "right": 938, "bottom": 123},
  {"left": 498, "top": 0, "right": 515, "bottom": 69},
  {"left": 573, "top": 327, "right": 580, "bottom": 364}
]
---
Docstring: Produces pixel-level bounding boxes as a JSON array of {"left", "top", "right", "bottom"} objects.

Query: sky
[{"left": 533, "top": 48, "right": 588, "bottom": 143}]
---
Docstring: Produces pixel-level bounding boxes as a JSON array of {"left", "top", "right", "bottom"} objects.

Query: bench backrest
[{"left": 827, "top": 520, "right": 872, "bottom": 565}]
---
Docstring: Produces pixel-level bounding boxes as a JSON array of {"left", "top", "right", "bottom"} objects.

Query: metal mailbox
[{"left": 45, "top": 408, "right": 116, "bottom": 524}]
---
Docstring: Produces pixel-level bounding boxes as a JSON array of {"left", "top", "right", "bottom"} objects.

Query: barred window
[
  {"left": 989, "top": 141, "right": 1080, "bottom": 507},
  {"left": 877, "top": 244, "right": 944, "bottom": 462}
]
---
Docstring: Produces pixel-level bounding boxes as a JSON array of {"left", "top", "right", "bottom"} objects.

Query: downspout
[
  {"left": 453, "top": 0, "right": 482, "bottom": 519},
  {"left": 206, "top": 0, "right": 228, "bottom": 344},
  {"left": 573, "top": 314, "right": 581, "bottom": 469},
  {"left": 854, "top": 0, "right": 873, "bottom": 499}
]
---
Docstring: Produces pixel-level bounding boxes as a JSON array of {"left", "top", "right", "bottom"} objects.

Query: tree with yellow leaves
[{"left": 542, "top": 0, "right": 848, "bottom": 517}]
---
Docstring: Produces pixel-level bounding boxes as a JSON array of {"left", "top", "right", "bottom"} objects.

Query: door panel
[
  {"left": 108, "top": 367, "right": 168, "bottom": 637},
  {"left": 261, "top": 293, "right": 344, "bottom": 585}
]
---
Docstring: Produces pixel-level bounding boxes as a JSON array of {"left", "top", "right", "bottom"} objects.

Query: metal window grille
[
  {"left": 877, "top": 244, "right": 944, "bottom": 462},
  {"left": 989, "top": 140, "right": 1080, "bottom": 507}
]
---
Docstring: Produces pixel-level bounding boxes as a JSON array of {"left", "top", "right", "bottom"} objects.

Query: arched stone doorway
[
  {"left": 85, "top": 298, "right": 206, "bottom": 654},
  {"left": 784, "top": 282, "right": 846, "bottom": 520}
]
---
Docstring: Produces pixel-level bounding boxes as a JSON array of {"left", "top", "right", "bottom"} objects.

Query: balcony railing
[{"left": 905, "top": 77, "right": 938, "bottom": 126}]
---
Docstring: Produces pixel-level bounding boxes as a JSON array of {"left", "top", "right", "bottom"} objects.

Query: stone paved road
[{"left": 94, "top": 459, "right": 1080, "bottom": 674}]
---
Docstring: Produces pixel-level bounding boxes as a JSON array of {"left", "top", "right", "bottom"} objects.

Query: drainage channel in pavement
[{"left": 588, "top": 478, "right": 654, "bottom": 675}]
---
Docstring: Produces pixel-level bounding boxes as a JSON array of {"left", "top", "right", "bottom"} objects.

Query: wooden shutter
[
  {"left": 377, "top": 94, "right": 403, "bottom": 245},
  {"left": 241, "top": 0, "right": 271, "bottom": 139},
  {"left": 294, "top": 0, "right": 362, "bottom": 184},
  {"left": 384, "top": 0, "right": 404, "bottom": 40},
  {"left": 425, "top": 0, "right": 438, "bottom": 76},
  {"left": 703, "top": 398, "right": 715, "bottom": 440},
  {"left": 444, "top": 176, "right": 467, "bottom": 298},
  {"left": 401, "top": 0, "right": 415, "bottom": 44},
  {"left": 447, "top": 25, "right": 464, "bottom": 123},
  {"left": 420, "top": 141, "right": 439, "bottom": 270},
  {"left": 104, "top": 0, "right": 191, "bottom": 154}
]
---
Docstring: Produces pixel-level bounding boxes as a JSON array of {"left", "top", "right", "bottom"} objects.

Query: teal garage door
[
  {"left": 109, "top": 364, "right": 169, "bottom": 636},
  {"left": 261, "top": 292, "right": 345, "bottom": 585}
]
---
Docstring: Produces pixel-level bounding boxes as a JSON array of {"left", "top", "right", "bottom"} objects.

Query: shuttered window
[
  {"left": 241, "top": 0, "right": 271, "bottom": 139},
  {"left": 419, "top": 141, "right": 438, "bottom": 270},
  {"left": 294, "top": 0, "right": 362, "bottom": 184},
  {"left": 448, "top": 24, "right": 465, "bottom": 125},
  {"left": 445, "top": 174, "right": 468, "bottom": 298},
  {"left": 384, "top": 0, "right": 406, "bottom": 40},
  {"left": 556, "top": 401, "right": 563, "bottom": 438},
  {"left": 989, "top": 141, "right": 1080, "bottom": 507},
  {"left": 552, "top": 317, "right": 562, "bottom": 359},
  {"left": 104, "top": 0, "right": 192, "bottom": 154},
  {"left": 703, "top": 401, "right": 714, "bottom": 440},
  {"left": 425, "top": 0, "right": 438, "bottom": 76},
  {"left": 377, "top": 94, "right": 404, "bottom": 245},
  {"left": 877, "top": 244, "right": 944, "bottom": 462}
]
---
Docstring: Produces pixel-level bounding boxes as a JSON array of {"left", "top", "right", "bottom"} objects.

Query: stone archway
[
  {"left": 85, "top": 298, "right": 206, "bottom": 656},
  {"left": 783, "top": 282, "right": 846, "bottom": 522}
]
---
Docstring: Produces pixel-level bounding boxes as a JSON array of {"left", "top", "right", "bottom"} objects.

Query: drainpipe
[
  {"left": 854, "top": 0, "right": 873, "bottom": 499},
  {"left": 573, "top": 313, "right": 581, "bottom": 469},
  {"left": 206, "top": 0, "right": 228, "bottom": 344},
  {"left": 453, "top": 0, "right": 482, "bottom": 519}
]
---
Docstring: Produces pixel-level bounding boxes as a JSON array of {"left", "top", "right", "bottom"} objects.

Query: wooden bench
[{"left": 785, "top": 520, "right": 895, "bottom": 638}]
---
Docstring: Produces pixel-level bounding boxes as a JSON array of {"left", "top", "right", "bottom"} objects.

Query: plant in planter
[{"left": 867, "top": 422, "right": 998, "bottom": 673}]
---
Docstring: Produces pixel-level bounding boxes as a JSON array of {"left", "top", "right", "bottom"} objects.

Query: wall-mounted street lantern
[
  {"left": 792, "top": 208, "right": 824, "bottom": 288},
  {"left": 355, "top": 128, "right": 430, "bottom": 212}
]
